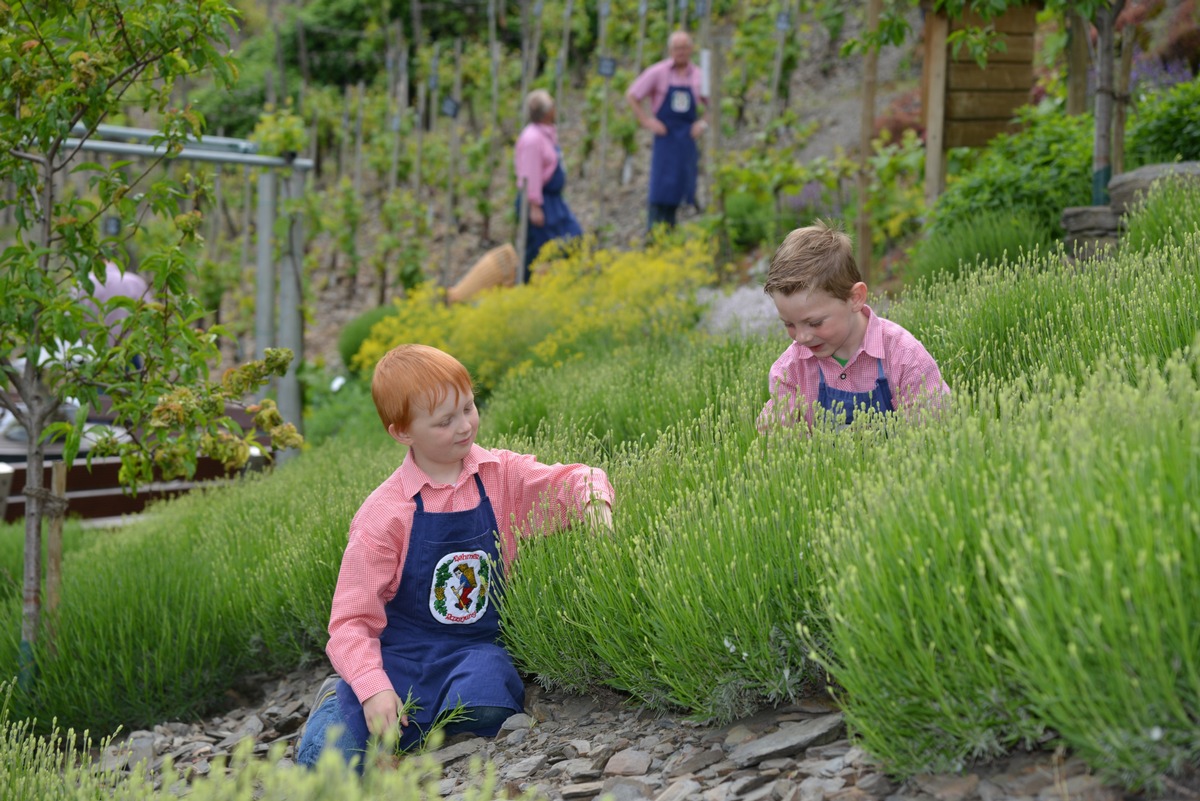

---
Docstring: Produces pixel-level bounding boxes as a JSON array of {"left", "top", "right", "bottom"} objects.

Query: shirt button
[{"left": 839, "top": 372, "right": 847, "bottom": 381}]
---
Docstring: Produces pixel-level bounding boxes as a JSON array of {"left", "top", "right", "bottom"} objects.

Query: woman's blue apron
[
  {"left": 335, "top": 473, "right": 524, "bottom": 749},
  {"left": 648, "top": 84, "right": 699, "bottom": 207},
  {"left": 521, "top": 153, "right": 582, "bottom": 270},
  {"left": 816, "top": 360, "right": 895, "bottom": 425}
]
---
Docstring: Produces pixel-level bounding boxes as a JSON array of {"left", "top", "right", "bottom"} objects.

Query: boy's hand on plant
[
  {"left": 363, "top": 689, "right": 407, "bottom": 736},
  {"left": 584, "top": 502, "right": 613, "bottom": 530}
]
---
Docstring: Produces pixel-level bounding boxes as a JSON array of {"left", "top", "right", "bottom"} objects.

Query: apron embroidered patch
[
  {"left": 670, "top": 89, "right": 692, "bottom": 114},
  {"left": 430, "top": 550, "right": 492, "bottom": 624}
]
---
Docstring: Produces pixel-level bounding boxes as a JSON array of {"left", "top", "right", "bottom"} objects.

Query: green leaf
[{"left": 61, "top": 402, "right": 90, "bottom": 467}]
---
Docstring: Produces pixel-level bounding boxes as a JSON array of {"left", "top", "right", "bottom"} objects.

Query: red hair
[{"left": 371, "top": 344, "right": 474, "bottom": 430}]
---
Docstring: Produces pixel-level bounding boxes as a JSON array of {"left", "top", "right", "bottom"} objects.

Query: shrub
[
  {"left": 722, "top": 191, "right": 776, "bottom": 252},
  {"left": 337, "top": 305, "right": 397, "bottom": 372},
  {"left": 929, "top": 105, "right": 1092, "bottom": 238},
  {"left": 904, "top": 208, "right": 1059, "bottom": 286},
  {"left": 354, "top": 238, "right": 714, "bottom": 397},
  {"left": 1127, "top": 77, "right": 1200, "bottom": 167}
]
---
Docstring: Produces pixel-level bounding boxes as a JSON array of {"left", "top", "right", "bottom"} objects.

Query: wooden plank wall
[
  {"left": 944, "top": 4, "right": 1040, "bottom": 148},
  {"left": 922, "top": 2, "right": 1041, "bottom": 204}
]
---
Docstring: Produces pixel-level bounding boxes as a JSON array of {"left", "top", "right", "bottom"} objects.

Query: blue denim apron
[
  {"left": 648, "top": 85, "right": 699, "bottom": 207},
  {"left": 816, "top": 360, "right": 895, "bottom": 425},
  {"left": 521, "top": 153, "right": 582, "bottom": 270},
  {"left": 335, "top": 473, "right": 524, "bottom": 748}
]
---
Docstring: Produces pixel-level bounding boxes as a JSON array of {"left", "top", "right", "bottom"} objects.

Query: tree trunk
[
  {"left": 857, "top": 0, "right": 881, "bottom": 285},
  {"left": 1113, "top": 23, "right": 1134, "bottom": 177},
  {"left": 1091, "top": 1, "right": 1126, "bottom": 204}
]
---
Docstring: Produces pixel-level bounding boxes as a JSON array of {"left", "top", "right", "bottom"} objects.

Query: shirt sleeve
[
  {"left": 493, "top": 450, "right": 614, "bottom": 544},
  {"left": 514, "top": 130, "right": 545, "bottom": 206},
  {"left": 892, "top": 348, "right": 951, "bottom": 420},
  {"left": 759, "top": 355, "right": 802, "bottom": 430},
  {"left": 626, "top": 62, "right": 659, "bottom": 104},
  {"left": 325, "top": 518, "right": 407, "bottom": 704}
]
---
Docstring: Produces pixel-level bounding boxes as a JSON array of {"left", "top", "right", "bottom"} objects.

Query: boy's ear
[
  {"left": 387, "top": 423, "right": 412, "bottom": 446},
  {"left": 848, "top": 281, "right": 868, "bottom": 310}
]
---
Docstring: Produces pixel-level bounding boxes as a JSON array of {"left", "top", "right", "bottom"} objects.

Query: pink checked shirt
[
  {"left": 326, "top": 444, "right": 614, "bottom": 704},
  {"left": 625, "top": 59, "right": 707, "bottom": 115},
  {"left": 513, "top": 123, "right": 561, "bottom": 206},
  {"left": 761, "top": 305, "right": 950, "bottom": 428}
]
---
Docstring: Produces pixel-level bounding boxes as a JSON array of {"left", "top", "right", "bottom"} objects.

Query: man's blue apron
[
  {"left": 816, "top": 360, "right": 895, "bottom": 425},
  {"left": 521, "top": 152, "right": 582, "bottom": 270},
  {"left": 648, "top": 84, "right": 699, "bottom": 207},
  {"left": 335, "top": 473, "right": 524, "bottom": 749}
]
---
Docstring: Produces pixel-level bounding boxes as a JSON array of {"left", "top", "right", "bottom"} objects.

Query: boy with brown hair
[
  {"left": 760, "top": 221, "right": 949, "bottom": 429},
  {"left": 296, "top": 344, "right": 613, "bottom": 768}
]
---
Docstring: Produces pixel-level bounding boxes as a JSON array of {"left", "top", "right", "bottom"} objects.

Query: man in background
[{"left": 625, "top": 30, "right": 708, "bottom": 233}]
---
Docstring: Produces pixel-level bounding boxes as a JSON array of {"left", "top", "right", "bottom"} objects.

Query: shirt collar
[
  {"left": 396, "top": 444, "right": 498, "bottom": 496},
  {"left": 533, "top": 122, "right": 559, "bottom": 146},
  {"left": 860, "top": 304, "right": 885, "bottom": 359}
]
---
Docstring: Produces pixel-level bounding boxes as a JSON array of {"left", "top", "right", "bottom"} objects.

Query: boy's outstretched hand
[
  {"left": 363, "top": 689, "right": 408, "bottom": 736},
  {"left": 584, "top": 502, "right": 613, "bottom": 530}
]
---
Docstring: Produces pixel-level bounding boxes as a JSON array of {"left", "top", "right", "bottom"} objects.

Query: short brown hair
[
  {"left": 371, "top": 344, "right": 474, "bottom": 430},
  {"left": 762, "top": 220, "right": 861, "bottom": 300}
]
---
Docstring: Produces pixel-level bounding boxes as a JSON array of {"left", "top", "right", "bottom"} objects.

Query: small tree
[{"left": 0, "top": 0, "right": 301, "bottom": 674}]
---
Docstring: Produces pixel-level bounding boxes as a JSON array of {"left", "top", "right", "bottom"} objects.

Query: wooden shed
[{"left": 921, "top": 2, "right": 1042, "bottom": 205}]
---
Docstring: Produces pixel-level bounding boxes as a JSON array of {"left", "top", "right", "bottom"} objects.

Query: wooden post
[
  {"left": 667, "top": 0, "right": 675, "bottom": 44},
  {"left": 443, "top": 39, "right": 464, "bottom": 286},
  {"left": 389, "top": 26, "right": 409, "bottom": 194},
  {"left": 414, "top": 78, "right": 427, "bottom": 197},
  {"left": 516, "top": 185, "right": 530, "bottom": 284},
  {"left": 410, "top": 0, "right": 424, "bottom": 52},
  {"left": 856, "top": 0, "right": 881, "bottom": 285},
  {"left": 698, "top": 0, "right": 714, "bottom": 207},
  {"left": 352, "top": 80, "right": 366, "bottom": 195},
  {"left": 274, "top": 21, "right": 287, "bottom": 105},
  {"left": 295, "top": 18, "right": 311, "bottom": 86},
  {"left": 597, "top": 0, "right": 612, "bottom": 228},
  {"left": 337, "top": 84, "right": 351, "bottom": 183},
  {"left": 922, "top": 10, "right": 948, "bottom": 209},
  {"left": 425, "top": 44, "right": 439, "bottom": 230},
  {"left": 710, "top": 30, "right": 726, "bottom": 255},
  {"left": 634, "top": 0, "right": 648, "bottom": 74},
  {"left": 489, "top": 0, "right": 501, "bottom": 135},
  {"left": 1066, "top": 10, "right": 1090, "bottom": 116},
  {"left": 678, "top": 0, "right": 689, "bottom": 32},
  {"left": 529, "top": 0, "right": 546, "bottom": 90},
  {"left": 1113, "top": 25, "right": 1133, "bottom": 177},
  {"left": 555, "top": 0, "right": 576, "bottom": 115},
  {"left": 1092, "top": 2, "right": 1122, "bottom": 205},
  {"left": 239, "top": 163, "right": 254, "bottom": 361},
  {"left": 519, "top": 0, "right": 533, "bottom": 103},
  {"left": 766, "top": 0, "right": 790, "bottom": 130},
  {"left": 45, "top": 461, "right": 67, "bottom": 618}
]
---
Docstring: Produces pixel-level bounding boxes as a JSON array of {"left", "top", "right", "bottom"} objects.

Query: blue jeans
[{"left": 295, "top": 694, "right": 514, "bottom": 770}]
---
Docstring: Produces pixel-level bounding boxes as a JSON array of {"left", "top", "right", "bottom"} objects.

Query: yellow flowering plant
[{"left": 354, "top": 237, "right": 714, "bottom": 396}]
